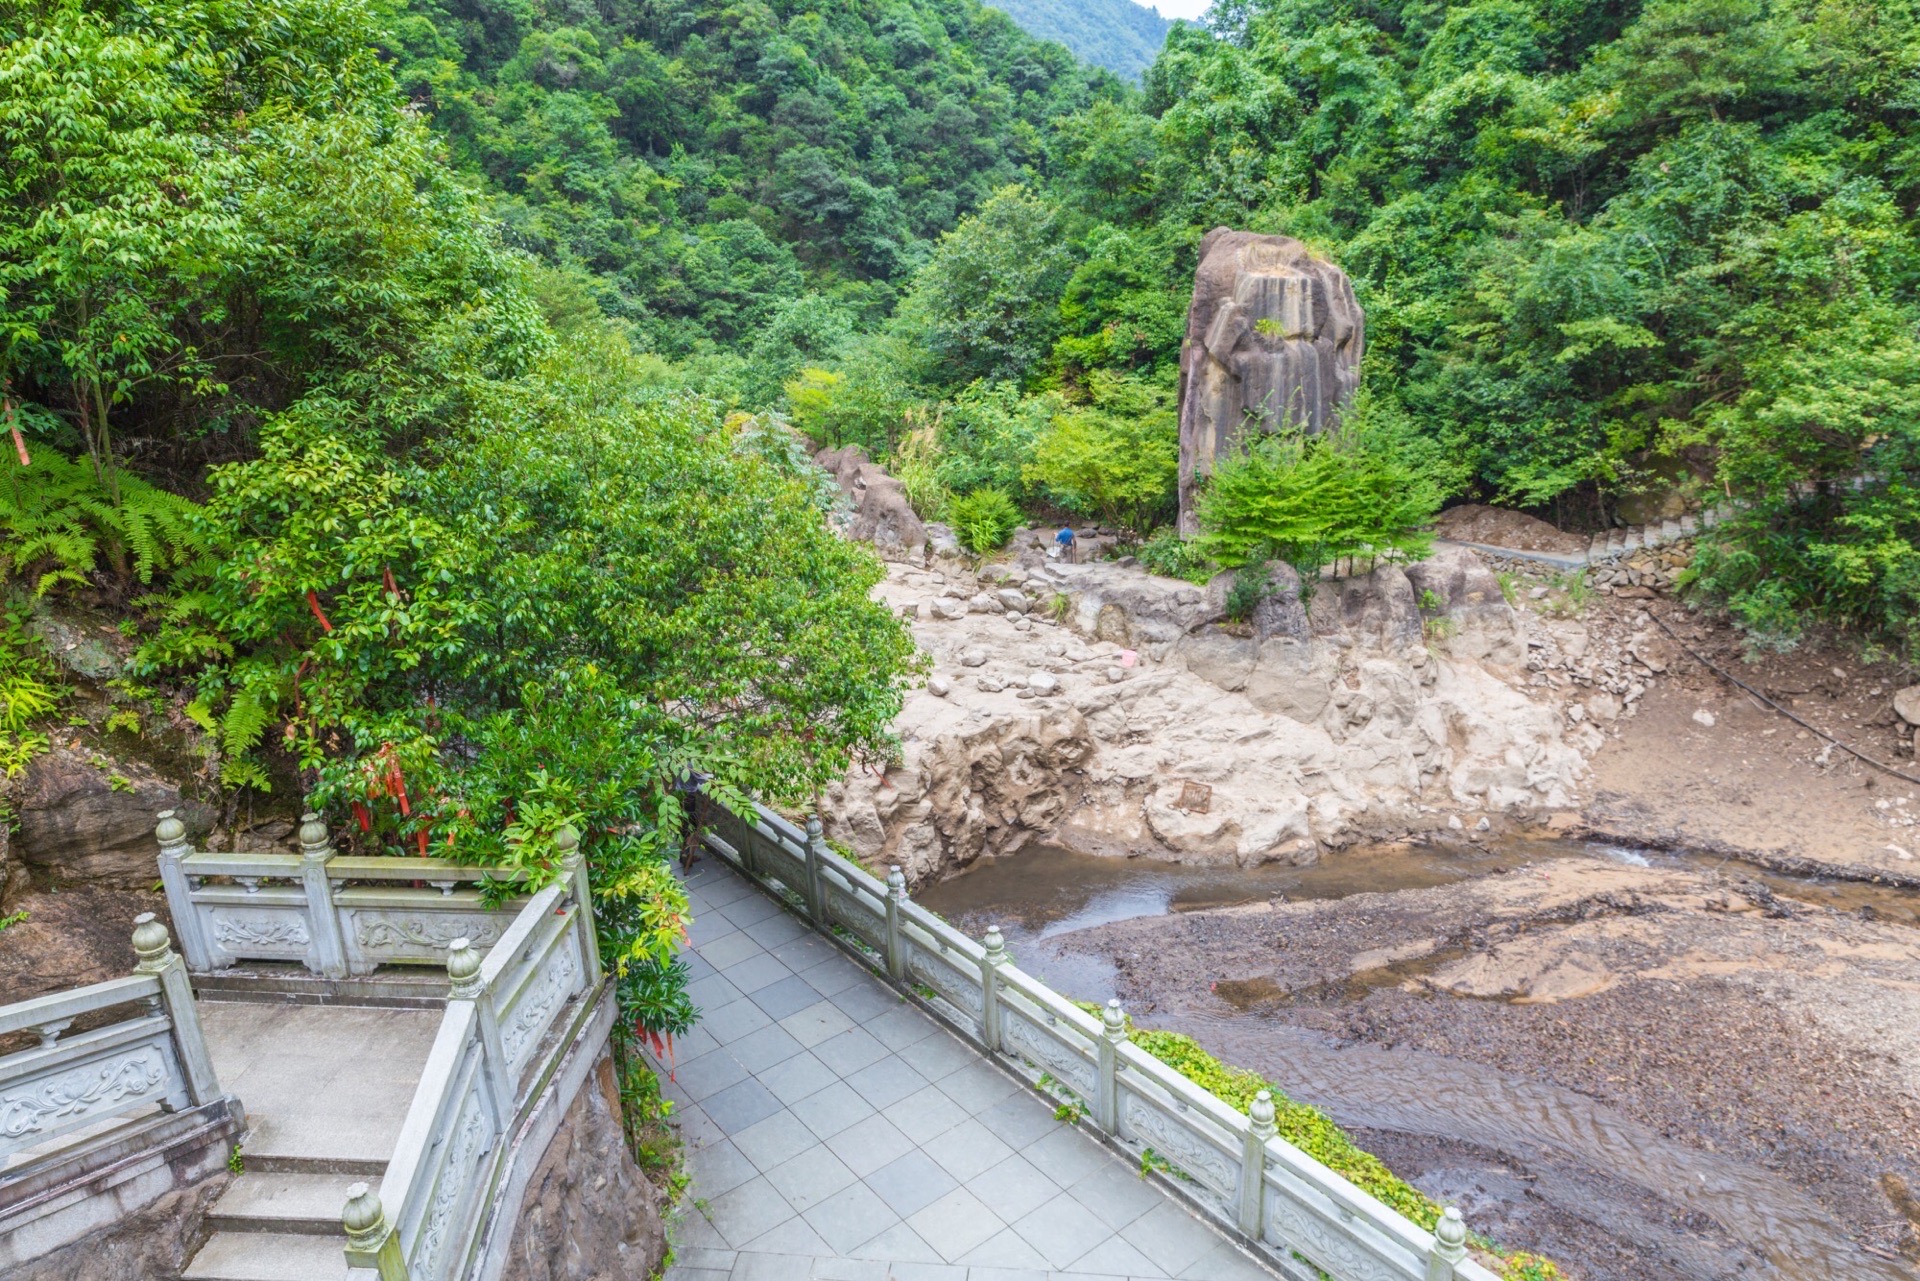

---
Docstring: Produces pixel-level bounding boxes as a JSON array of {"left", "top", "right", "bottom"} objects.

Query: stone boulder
[
  {"left": 1177, "top": 229, "right": 1364, "bottom": 533},
  {"left": 1405, "top": 545, "right": 1525, "bottom": 665},
  {"left": 815, "top": 445, "right": 927, "bottom": 560},
  {"left": 13, "top": 746, "right": 214, "bottom": 888},
  {"left": 1308, "top": 564, "right": 1422, "bottom": 652}
]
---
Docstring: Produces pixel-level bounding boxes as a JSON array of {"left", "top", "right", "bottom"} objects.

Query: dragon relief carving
[{"left": 1, "top": 1045, "right": 169, "bottom": 1140}]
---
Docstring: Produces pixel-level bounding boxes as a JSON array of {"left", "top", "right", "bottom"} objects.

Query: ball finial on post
[
  {"left": 446, "top": 936, "right": 483, "bottom": 998},
  {"left": 131, "top": 913, "right": 173, "bottom": 972},
  {"left": 154, "top": 809, "right": 186, "bottom": 847},
  {"left": 297, "top": 811, "right": 330, "bottom": 856},
  {"left": 1102, "top": 997, "right": 1127, "bottom": 1043},
  {"left": 342, "top": 1181, "right": 388, "bottom": 1248},
  {"left": 983, "top": 924, "right": 1008, "bottom": 967},
  {"left": 554, "top": 824, "right": 580, "bottom": 861}
]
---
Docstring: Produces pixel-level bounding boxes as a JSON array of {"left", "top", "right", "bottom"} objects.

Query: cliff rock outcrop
[
  {"left": 815, "top": 444, "right": 926, "bottom": 561},
  {"left": 1176, "top": 229, "right": 1364, "bottom": 534}
]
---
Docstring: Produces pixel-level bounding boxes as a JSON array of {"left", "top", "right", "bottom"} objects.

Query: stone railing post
[
  {"left": 1425, "top": 1207, "right": 1468, "bottom": 1281},
  {"left": 979, "top": 925, "right": 1008, "bottom": 1051},
  {"left": 133, "top": 913, "right": 222, "bottom": 1107},
  {"left": 343, "top": 1181, "right": 409, "bottom": 1280},
  {"left": 1238, "top": 1088, "right": 1277, "bottom": 1237},
  {"left": 884, "top": 866, "right": 908, "bottom": 981},
  {"left": 448, "top": 938, "right": 514, "bottom": 1127},
  {"left": 554, "top": 826, "right": 602, "bottom": 988},
  {"left": 803, "top": 816, "right": 828, "bottom": 927},
  {"left": 153, "top": 811, "right": 211, "bottom": 971},
  {"left": 297, "top": 812, "right": 349, "bottom": 979},
  {"left": 1095, "top": 998, "right": 1127, "bottom": 1134}
]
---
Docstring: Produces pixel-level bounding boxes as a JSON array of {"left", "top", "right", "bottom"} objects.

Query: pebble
[
  {"left": 1028, "top": 672, "right": 1060, "bottom": 696},
  {"left": 1693, "top": 709, "right": 1716, "bottom": 727},
  {"left": 1106, "top": 666, "right": 1125, "bottom": 684},
  {"left": 927, "top": 674, "right": 951, "bottom": 697},
  {"left": 959, "top": 646, "right": 988, "bottom": 668}
]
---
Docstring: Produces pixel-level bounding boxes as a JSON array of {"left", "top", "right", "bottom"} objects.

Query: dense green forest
[
  {"left": 6, "top": 0, "right": 1920, "bottom": 1049},
  {"left": 984, "top": 0, "right": 1173, "bottom": 79}
]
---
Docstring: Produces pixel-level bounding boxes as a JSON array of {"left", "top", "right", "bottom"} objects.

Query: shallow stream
[{"left": 915, "top": 839, "right": 1920, "bottom": 1281}]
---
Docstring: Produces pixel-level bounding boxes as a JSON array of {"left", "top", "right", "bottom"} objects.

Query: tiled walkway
[{"left": 657, "top": 858, "right": 1276, "bottom": 1281}]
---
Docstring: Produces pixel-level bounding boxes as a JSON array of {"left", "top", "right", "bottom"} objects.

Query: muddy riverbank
[{"left": 919, "top": 841, "right": 1920, "bottom": 1280}]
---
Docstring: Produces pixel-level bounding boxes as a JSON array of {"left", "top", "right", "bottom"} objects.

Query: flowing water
[{"left": 917, "top": 840, "right": 1920, "bottom": 1281}]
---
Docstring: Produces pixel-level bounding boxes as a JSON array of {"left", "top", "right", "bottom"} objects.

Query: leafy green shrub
[
  {"left": 0, "top": 608, "right": 57, "bottom": 777},
  {"left": 1134, "top": 528, "right": 1212, "bottom": 583},
  {"left": 948, "top": 487, "right": 1022, "bottom": 552},
  {"left": 935, "top": 380, "right": 1057, "bottom": 500},
  {"left": 890, "top": 429, "right": 951, "bottom": 522},
  {"left": 1024, "top": 371, "right": 1178, "bottom": 532},
  {"left": 1195, "top": 393, "right": 1450, "bottom": 578}
]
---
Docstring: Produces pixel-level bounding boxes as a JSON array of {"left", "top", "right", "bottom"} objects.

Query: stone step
[
  {"left": 207, "top": 1172, "right": 365, "bottom": 1235},
  {"left": 243, "top": 1153, "right": 387, "bottom": 1178},
  {"left": 184, "top": 1230, "right": 349, "bottom": 1281}
]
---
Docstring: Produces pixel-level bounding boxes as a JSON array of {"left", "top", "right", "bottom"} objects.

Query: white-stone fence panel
[
  {"left": 0, "top": 915, "right": 223, "bottom": 1162},
  {"left": 154, "top": 811, "right": 535, "bottom": 977},
  {"left": 701, "top": 799, "right": 1499, "bottom": 1281}
]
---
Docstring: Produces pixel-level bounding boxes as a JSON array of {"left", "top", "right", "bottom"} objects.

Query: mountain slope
[{"left": 987, "top": 0, "right": 1170, "bottom": 78}]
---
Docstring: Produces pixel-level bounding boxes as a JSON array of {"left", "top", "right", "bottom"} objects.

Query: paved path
[{"left": 659, "top": 859, "right": 1275, "bottom": 1281}]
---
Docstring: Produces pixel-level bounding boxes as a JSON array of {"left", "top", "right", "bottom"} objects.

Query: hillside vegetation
[{"left": 985, "top": 0, "right": 1172, "bottom": 79}]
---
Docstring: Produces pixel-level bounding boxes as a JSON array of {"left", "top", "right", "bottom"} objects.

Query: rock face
[
  {"left": 13, "top": 746, "right": 214, "bottom": 888},
  {"left": 9, "top": 1174, "right": 228, "bottom": 1281},
  {"left": 815, "top": 445, "right": 927, "bottom": 561},
  {"left": 826, "top": 543, "right": 1583, "bottom": 881},
  {"left": 1177, "top": 229, "right": 1364, "bottom": 534},
  {"left": 501, "top": 1051, "right": 665, "bottom": 1281}
]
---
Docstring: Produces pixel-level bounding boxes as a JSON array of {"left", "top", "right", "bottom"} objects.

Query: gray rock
[
  {"left": 1894, "top": 684, "right": 1920, "bottom": 726},
  {"left": 995, "top": 588, "right": 1030, "bottom": 614},
  {"left": 14, "top": 747, "right": 215, "bottom": 887},
  {"left": 958, "top": 646, "right": 989, "bottom": 668},
  {"left": 815, "top": 445, "right": 927, "bottom": 560},
  {"left": 927, "top": 674, "right": 951, "bottom": 698},
  {"left": 1308, "top": 564, "right": 1422, "bottom": 651},
  {"left": 931, "top": 598, "right": 969, "bottom": 621},
  {"left": 1027, "top": 672, "right": 1060, "bottom": 696},
  {"left": 1106, "top": 666, "right": 1126, "bottom": 684},
  {"left": 969, "top": 592, "right": 1003, "bottom": 614},
  {"left": 1177, "top": 229, "right": 1364, "bottom": 534},
  {"left": 1248, "top": 562, "right": 1309, "bottom": 642}
]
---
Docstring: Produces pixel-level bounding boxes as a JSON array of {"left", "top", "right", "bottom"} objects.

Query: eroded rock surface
[
  {"left": 828, "top": 543, "right": 1588, "bottom": 883},
  {"left": 8, "top": 1174, "right": 228, "bottom": 1281},
  {"left": 13, "top": 745, "right": 215, "bottom": 888},
  {"left": 501, "top": 1051, "right": 665, "bottom": 1281},
  {"left": 815, "top": 444, "right": 926, "bottom": 560},
  {"left": 1177, "top": 229, "right": 1364, "bottom": 533}
]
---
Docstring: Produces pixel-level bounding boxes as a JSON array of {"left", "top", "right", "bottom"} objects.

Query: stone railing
[
  {"left": 155, "top": 811, "right": 533, "bottom": 977},
  {"left": 702, "top": 801, "right": 1500, "bottom": 1281},
  {"left": 0, "top": 914, "right": 224, "bottom": 1164},
  {"left": 339, "top": 845, "right": 603, "bottom": 1281}
]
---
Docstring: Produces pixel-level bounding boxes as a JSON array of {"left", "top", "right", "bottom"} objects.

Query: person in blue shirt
[{"left": 1055, "top": 525, "right": 1077, "bottom": 563}]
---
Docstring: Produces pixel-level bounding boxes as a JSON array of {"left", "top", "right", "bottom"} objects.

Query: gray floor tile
[
  {"left": 769, "top": 934, "right": 839, "bottom": 974},
  {"left": 704, "top": 1078, "right": 786, "bottom": 1135},
  {"left": 725, "top": 951, "right": 796, "bottom": 995},
  {"left": 781, "top": 1002, "right": 859, "bottom": 1050},
  {"left": 1010, "top": 1193, "right": 1114, "bottom": 1269},
  {"left": 732, "top": 1112, "right": 821, "bottom": 1172},
  {"left": 925, "top": 1117, "right": 1016, "bottom": 1183},
  {"left": 802, "top": 1181, "right": 901, "bottom": 1254},
  {"left": 809, "top": 1261, "right": 889, "bottom": 1280},
  {"left": 1021, "top": 1127, "right": 1110, "bottom": 1189},
  {"left": 848, "top": 1223, "right": 946, "bottom": 1264},
  {"left": 812, "top": 1026, "right": 890, "bottom": 1075},
  {"left": 1068, "top": 1162, "right": 1164, "bottom": 1231},
  {"left": 752, "top": 911, "right": 811, "bottom": 946},
  {"left": 896, "top": 1030, "right": 978, "bottom": 1082},
  {"left": 689, "top": 1137, "right": 760, "bottom": 1197},
  {"left": 1064, "top": 1237, "right": 1164, "bottom": 1278},
  {"left": 883, "top": 1084, "right": 973, "bottom": 1144},
  {"left": 936, "top": 1060, "right": 1020, "bottom": 1113},
  {"left": 964, "top": 1268, "right": 1048, "bottom": 1281},
  {"left": 975, "top": 1092, "right": 1060, "bottom": 1149},
  {"left": 824, "top": 1114, "right": 916, "bottom": 1177},
  {"left": 884, "top": 1261, "right": 968, "bottom": 1281},
  {"left": 764, "top": 1144, "right": 859, "bottom": 1212},
  {"left": 790, "top": 1083, "right": 878, "bottom": 1140},
  {"left": 867, "top": 1149, "right": 959, "bottom": 1217},
  {"left": 846, "top": 1054, "right": 928, "bottom": 1109},
  {"left": 707, "top": 1176, "right": 797, "bottom": 1247},
  {"left": 1114, "top": 1203, "right": 1219, "bottom": 1277},
  {"left": 796, "top": 957, "right": 870, "bottom": 996},
  {"left": 739, "top": 1219, "right": 838, "bottom": 1258},
  {"left": 865, "top": 1005, "right": 938, "bottom": 1051},
  {"left": 758, "top": 1050, "right": 839, "bottom": 1105},
  {"left": 664, "top": 1268, "right": 728, "bottom": 1281},
  {"left": 966, "top": 1153, "right": 1065, "bottom": 1222},
  {"left": 830, "top": 978, "right": 902, "bottom": 1022},
  {"left": 730, "top": 1022, "right": 807, "bottom": 1073},
  {"left": 680, "top": 1050, "right": 753, "bottom": 1103},
  {"left": 688, "top": 973, "right": 746, "bottom": 1010},
  {"left": 674, "top": 1247, "right": 739, "bottom": 1273},
  {"left": 754, "top": 974, "right": 831, "bottom": 1021},
  {"left": 956, "top": 1228, "right": 1052, "bottom": 1272},
  {"left": 729, "top": 1252, "right": 815, "bottom": 1281},
  {"left": 703, "top": 931, "right": 766, "bottom": 969},
  {"left": 906, "top": 1187, "right": 1003, "bottom": 1261},
  {"left": 1176, "top": 1242, "right": 1275, "bottom": 1280},
  {"left": 704, "top": 998, "right": 775, "bottom": 1043},
  {"left": 720, "top": 892, "right": 787, "bottom": 928}
]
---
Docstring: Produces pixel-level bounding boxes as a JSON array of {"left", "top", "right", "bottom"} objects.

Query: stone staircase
[{"left": 184, "top": 998, "right": 441, "bottom": 1280}]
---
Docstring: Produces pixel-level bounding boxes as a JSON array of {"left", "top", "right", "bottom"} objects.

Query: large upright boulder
[
  {"left": 1176, "top": 229, "right": 1364, "bottom": 534},
  {"left": 814, "top": 444, "right": 927, "bottom": 561}
]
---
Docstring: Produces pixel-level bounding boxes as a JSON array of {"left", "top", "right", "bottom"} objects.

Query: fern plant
[
  {"left": 1, "top": 450, "right": 207, "bottom": 593},
  {"left": 0, "top": 609, "right": 58, "bottom": 778}
]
